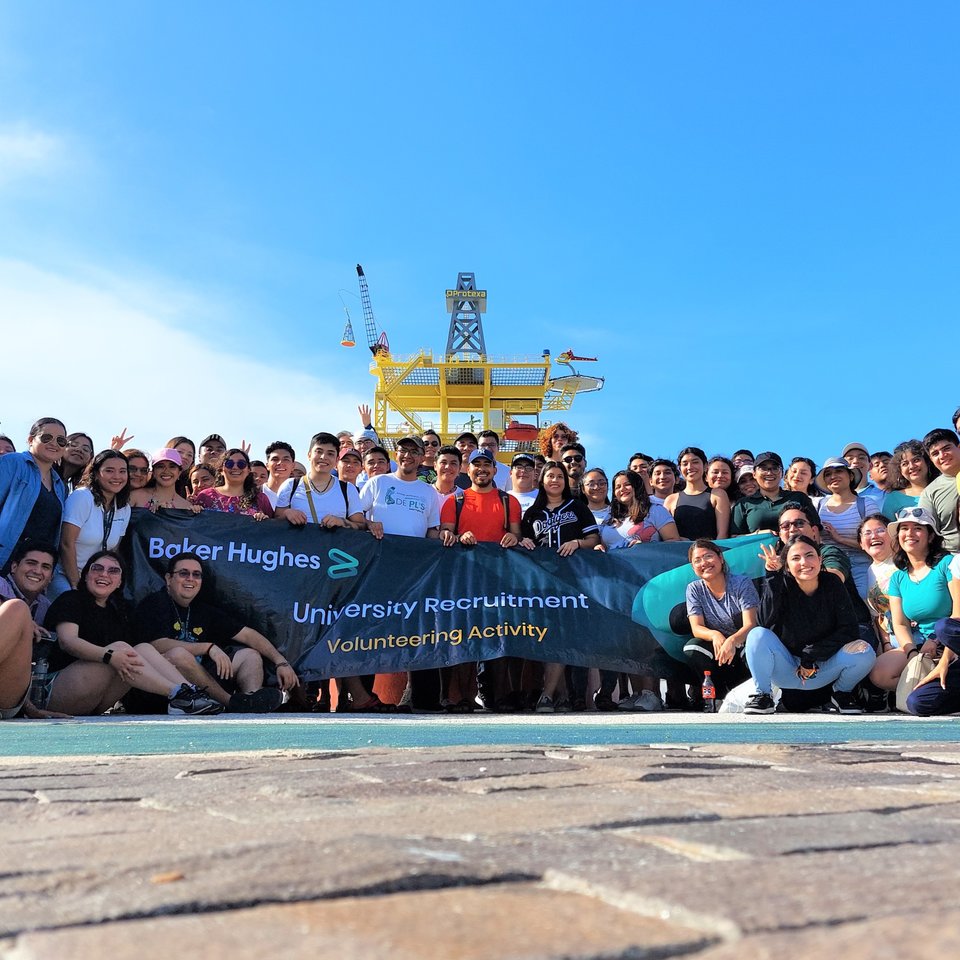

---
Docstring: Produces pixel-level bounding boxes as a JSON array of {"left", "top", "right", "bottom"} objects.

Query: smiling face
[
  {"left": 650, "top": 465, "right": 675, "bottom": 497},
  {"left": 582, "top": 470, "right": 608, "bottom": 506},
  {"left": 200, "top": 440, "right": 226, "bottom": 467},
  {"left": 267, "top": 448, "right": 293, "bottom": 483},
  {"left": 175, "top": 442, "right": 196, "bottom": 471},
  {"left": 541, "top": 466, "right": 567, "bottom": 500},
  {"left": 85, "top": 557, "right": 123, "bottom": 605},
  {"left": 737, "top": 473, "right": 759, "bottom": 497},
  {"left": 189, "top": 465, "right": 215, "bottom": 493},
  {"left": 468, "top": 456, "right": 494, "bottom": 489},
  {"left": 897, "top": 521, "right": 931, "bottom": 556},
  {"left": 707, "top": 460, "right": 732, "bottom": 490},
  {"left": 10, "top": 550, "right": 55, "bottom": 598},
  {"left": 0, "top": 437, "right": 15, "bottom": 455},
  {"left": 363, "top": 452, "right": 390, "bottom": 478},
  {"left": 64, "top": 434, "right": 94, "bottom": 469},
  {"left": 395, "top": 443, "right": 423, "bottom": 479},
  {"left": 337, "top": 454, "right": 362, "bottom": 484},
  {"left": 436, "top": 452, "right": 461, "bottom": 486},
  {"left": 613, "top": 474, "right": 636, "bottom": 506},
  {"left": 165, "top": 557, "right": 203, "bottom": 606},
  {"left": 690, "top": 545, "right": 723, "bottom": 581},
  {"left": 560, "top": 451, "right": 585, "bottom": 482},
  {"left": 28, "top": 423, "right": 67, "bottom": 466},
  {"left": 126, "top": 456, "right": 151, "bottom": 490},
  {"left": 153, "top": 459, "right": 181, "bottom": 489},
  {"left": 221, "top": 452, "right": 250, "bottom": 486},
  {"left": 822, "top": 466, "right": 852, "bottom": 495},
  {"left": 96, "top": 456, "right": 129, "bottom": 498},
  {"left": 785, "top": 461, "right": 813, "bottom": 492},
  {"left": 679, "top": 454, "right": 704, "bottom": 484},
  {"left": 754, "top": 459, "right": 783, "bottom": 494},
  {"left": 844, "top": 448, "right": 870, "bottom": 477},
  {"left": 898, "top": 449, "right": 929, "bottom": 487},
  {"left": 628, "top": 457, "right": 649, "bottom": 478},
  {"left": 777, "top": 508, "right": 816, "bottom": 545},
  {"left": 786, "top": 541, "right": 821, "bottom": 583},
  {"left": 859, "top": 519, "right": 891, "bottom": 561},
  {"left": 927, "top": 440, "right": 959, "bottom": 476},
  {"left": 309, "top": 442, "right": 339, "bottom": 478}
]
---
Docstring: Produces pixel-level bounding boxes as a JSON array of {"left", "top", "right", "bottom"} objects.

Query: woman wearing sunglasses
[
  {"left": 51, "top": 450, "right": 132, "bottom": 599},
  {"left": 192, "top": 448, "right": 274, "bottom": 520},
  {"left": 43, "top": 551, "right": 221, "bottom": 716},
  {"left": 56, "top": 432, "right": 95, "bottom": 493},
  {"left": 0, "top": 418, "right": 69, "bottom": 572}
]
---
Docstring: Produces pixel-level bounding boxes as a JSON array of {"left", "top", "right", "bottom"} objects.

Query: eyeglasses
[
  {"left": 778, "top": 518, "right": 810, "bottom": 531},
  {"left": 128, "top": 466, "right": 150, "bottom": 475},
  {"left": 584, "top": 480, "right": 608, "bottom": 488},
  {"left": 562, "top": 455, "right": 584, "bottom": 464},
  {"left": 422, "top": 439, "right": 440, "bottom": 447},
  {"left": 173, "top": 569, "right": 203, "bottom": 580},
  {"left": 223, "top": 459, "right": 248, "bottom": 470},
  {"left": 89, "top": 563, "right": 122, "bottom": 576},
  {"left": 68, "top": 441, "right": 93, "bottom": 454},
  {"left": 36, "top": 433, "right": 68, "bottom": 447}
]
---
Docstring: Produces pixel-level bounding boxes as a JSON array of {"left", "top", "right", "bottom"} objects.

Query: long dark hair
[
  {"left": 707, "top": 456, "right": 738, "bottom": 501},
  {"left": 609, "top": 469, "right": 651, "bottom": 524},
  {"left": 892, "top": 522, "right": 946, "bottom": 572},
  {"left": 893, "top": 439, "right": 938, "bottom": 490},
  {"left": 786, "top": 456, "right": 818, "bottom": 496},
  {"left": 529, "top": 460, "right": 573, "bottom": 513},
  {"left": 57, "top": 431, "right": 94, "bottom": 483},
  {"left": 77, "top": 549, "right": 126, "bottom": 607},
  {"left": 80, "top": 450, "right": 131, "bottom": 509},
  {"left": 782, "top": 534, "right": 822, "bottom": 582},
  {"left": 215, "top": 447, "right": 259, "bottom": 509}
]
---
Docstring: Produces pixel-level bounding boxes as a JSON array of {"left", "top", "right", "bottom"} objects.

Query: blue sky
[{"left": 2, "top": 2, "right": 958, "bottom": 470}]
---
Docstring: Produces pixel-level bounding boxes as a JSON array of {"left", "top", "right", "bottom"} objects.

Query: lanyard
[{"left": 101, "top": 503, "right": 116, "bottom": 551}]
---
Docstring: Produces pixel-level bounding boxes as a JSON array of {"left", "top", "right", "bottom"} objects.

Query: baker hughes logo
[{"left": 148, "top": 537, "right": 360, "bottom": 580}]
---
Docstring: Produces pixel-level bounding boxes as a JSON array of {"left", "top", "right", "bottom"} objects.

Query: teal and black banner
[{"left": 125, "top": 510, "right": 773, "bottom": 680}]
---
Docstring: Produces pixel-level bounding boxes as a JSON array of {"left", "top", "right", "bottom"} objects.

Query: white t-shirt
[
  {"left": 63, "top": 488, "right": 132, "bottom": 570},
  {"left": 510, "top": 488, "right": 538, "bottom": 514},
  {"left": 276, "top": 476, "right": 362, "bottom": 521},
  {"left": 260, "top": 485, "right": 280, "bottom": 509},
  {"left": 359, "top": 474, "right": 440, "bottom": 537}
]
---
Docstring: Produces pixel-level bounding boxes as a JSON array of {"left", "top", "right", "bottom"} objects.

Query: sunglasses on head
[
  {"left": 223, "top": 459, "right": 248, "bottom": 470},
  {"left": 37, "top": 433, "right": 68, "bottom": 447}
]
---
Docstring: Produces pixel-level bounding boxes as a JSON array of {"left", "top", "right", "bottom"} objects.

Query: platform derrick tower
[{"left": 360, "top": 269, "right": 602, "bottom": 462}]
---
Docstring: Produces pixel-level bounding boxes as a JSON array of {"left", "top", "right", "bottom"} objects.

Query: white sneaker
[{"left": 637, "top": 690, "right": 664, "bottom": 712}]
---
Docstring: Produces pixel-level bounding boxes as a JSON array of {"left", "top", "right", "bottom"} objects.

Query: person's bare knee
[{"left": 233, "top": 648, "right": 263, "bottom": 693}]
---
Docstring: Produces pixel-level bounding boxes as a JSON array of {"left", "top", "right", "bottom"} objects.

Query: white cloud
[
  {"left": 0, "top": 124, "right": 64, "bottom": 185},
  {"left": 0, "top": 258, "right": 367, "bottom": 457}
]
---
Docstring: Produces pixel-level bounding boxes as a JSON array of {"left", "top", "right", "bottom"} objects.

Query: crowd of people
[{"left": 2, "top": 405, "right": 960, "bottom": 721}]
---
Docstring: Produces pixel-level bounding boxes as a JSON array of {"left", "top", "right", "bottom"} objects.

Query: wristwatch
[{"left": 102, "top": 649, "right": 114, "bottom": 664}]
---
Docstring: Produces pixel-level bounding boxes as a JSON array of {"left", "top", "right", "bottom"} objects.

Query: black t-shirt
[
  {"left": 44, "top": 590, "right": 130, "bottom": 673},
  {"left": 134, "top": 588, "right": 243, "bottom": 649},
  {"left": 22, "top": 482, "right": 63, "bottom": 553},
  {"left": 520, "top": 498, "right": 600, "bottom": 549}
]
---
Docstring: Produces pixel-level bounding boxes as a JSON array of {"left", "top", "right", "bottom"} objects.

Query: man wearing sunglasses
[
  {"left": 132, "top": 553, "right": 299, "bottom": 713},
  {"left": 559, "top": 442, "right": 588, "bottom": 498}
]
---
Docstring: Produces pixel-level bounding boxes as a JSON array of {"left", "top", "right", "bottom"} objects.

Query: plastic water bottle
[
  {"left": 701, "top": 671, "right": 716, "bottom": 713},
  {"left": 30, "top": 655, "right": 49, "bottom": 710}
]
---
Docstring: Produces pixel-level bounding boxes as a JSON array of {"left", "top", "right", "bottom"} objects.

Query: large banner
[{"left": 125, "top": 510, "right": 772, "bottom": 680}]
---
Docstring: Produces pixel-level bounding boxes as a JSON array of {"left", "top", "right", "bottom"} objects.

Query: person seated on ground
[
  {"left": 664, "top": 446, "right": 730, "bottom": 540},
  {"left": 813, "top": 456, "right": 882, "bottom": 597},
  {"left": 883, "top": 439, "right": 938, "bottom": 520},
  {"left": 743, "top": 536, "right": 876, "bottom": 715},
  {"left": 133, "top": 552, "right": 299, "bottom": 713},
  {"left": 188, "top": 463, "right": 216, "bottom": 497},
  {"left": 908, "top": 566, "right": 960, "bottom": 716},
  {"left": 919, "top": 428, "right": 960, "bottom": 553},
  {"left": 57, "top": 432, "right": 94, "bottom": 493},
  {"left": 52, "top": 450, "right": 132, "bottom": 599},
  {"left": 784, "top": 457, "right": 817, "bottom": 497},
  {"left": 123, "top": 449, "right": 151, "bottom": 492},
  {"left": 192, "top": 448, "right": 273, "bottom": 520},
  {"left": 879, "top": 507, "right": 953, "bottom": 708},
  {"left": 44, "top": 550, "right": 222, "bottom": 716},
  {"left": 731, "top": 451, "right": 813, "bottom": 536},
  {"left": 0, "top": 418, "right": 69, "bottom": 574},
  {"left": 261, "top": 441, "right": 296, "bottom": 509},
  {"left": 681, "top": 539, "right": 756, "bottom": 698},
  {"left": 0, "top": 541, "right": 65, "bottom": 719},
  {"left": 860, "top": 513, "right": 897, "bottom": 651},
  {"left": 198, "top": 434, "right": 227, "bottom": 469},
  {"left": 649, "top": 459, "right": 678, "bottom": 505},
  {"left": 519, "top": 461, "right": 600, "bottom": 713},
  {"left": 129, "top": 450, "right": 202, "bottom": 512}
]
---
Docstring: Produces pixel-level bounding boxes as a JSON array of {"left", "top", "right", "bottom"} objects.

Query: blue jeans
[{"left": 745, "top": 627, "right": 876, "bottom": 695}]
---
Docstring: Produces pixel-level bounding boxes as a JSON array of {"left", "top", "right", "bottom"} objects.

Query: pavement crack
[{"left": 781, "top": 837, "right": 940, "bottom": 856}]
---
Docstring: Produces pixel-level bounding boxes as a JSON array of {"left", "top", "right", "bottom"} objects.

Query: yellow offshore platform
[{"left": 342, "top": 267, "right": 603, "bottom": 455}]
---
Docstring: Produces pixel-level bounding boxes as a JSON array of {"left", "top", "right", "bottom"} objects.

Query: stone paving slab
[{"left": 2, "top": 737, "right": 960, "bottom": 959}]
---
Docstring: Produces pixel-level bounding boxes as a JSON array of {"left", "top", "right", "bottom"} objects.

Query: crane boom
[{"left": 356, "top": 264, "right": 388, "bottom": 356}]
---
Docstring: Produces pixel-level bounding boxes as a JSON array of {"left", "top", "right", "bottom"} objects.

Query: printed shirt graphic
[
  {"left": 521, "top": 498, "right": 598, "bottom": 549},
  {"left": 359, "top": 474, "right": 441, "bottom": 537}
]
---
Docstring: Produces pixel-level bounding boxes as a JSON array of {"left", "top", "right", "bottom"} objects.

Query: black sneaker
[
  {"left": 830, "top": 690, "right": 864, "bottom": 714},
  {"left": 863, "top": 688, "right": 890, "bottom": 713},
  {"left": 229, "top": 688, "right": 284, "bottom": 713},
  {"left": 744, "top": 692, "right": 776, "bottom": 715},
  {"left": 168, "top": 684, "right": 225, "bottom": 716}
]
